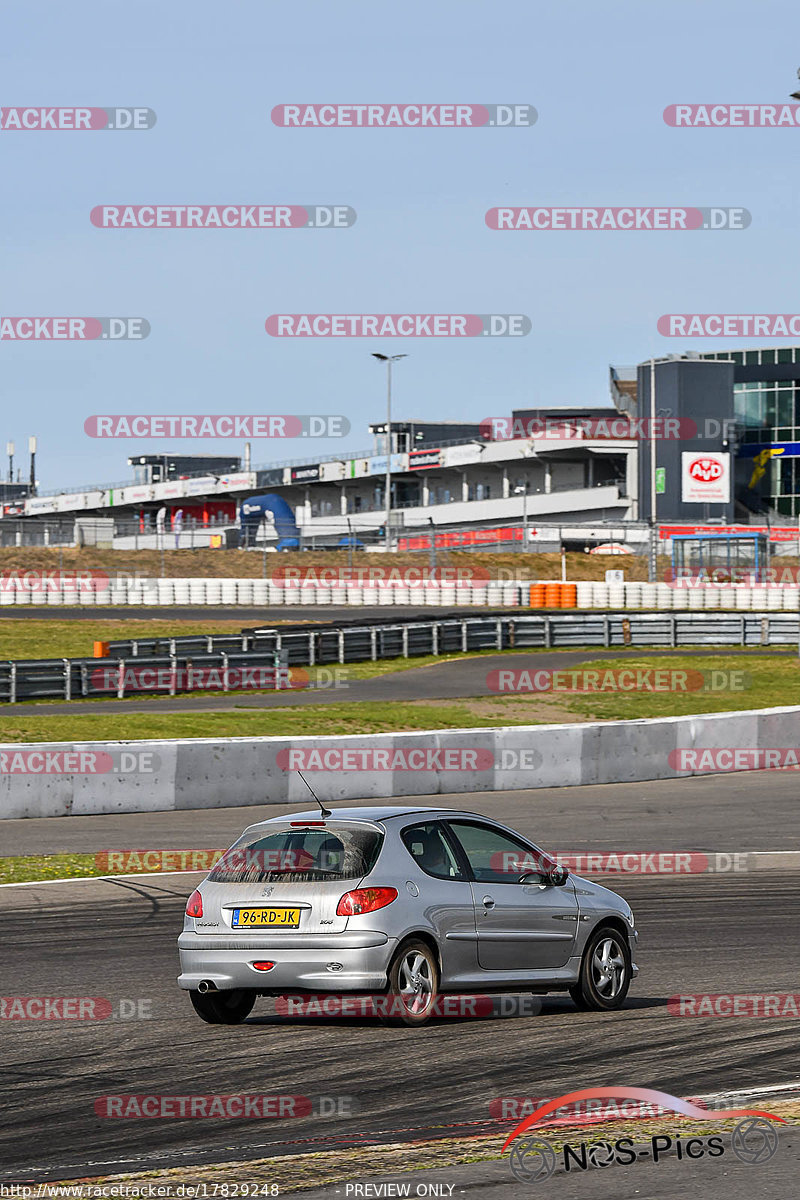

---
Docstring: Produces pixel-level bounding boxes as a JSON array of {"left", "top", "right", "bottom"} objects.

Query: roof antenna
[{"left": 297, "top": 770, "right": 332, "bottom": 819}]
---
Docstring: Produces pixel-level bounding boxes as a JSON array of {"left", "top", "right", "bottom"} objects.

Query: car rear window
[{"left": 208, "top": 824, "right": 383, "bottom": 883}]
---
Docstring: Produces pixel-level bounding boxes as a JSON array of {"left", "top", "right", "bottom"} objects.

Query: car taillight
[
  {"left": 336, "top": 887, "right": 398, "bottom": 917},
  {"left": 186, "top": 889, "right": 203, "bottom": 918}
]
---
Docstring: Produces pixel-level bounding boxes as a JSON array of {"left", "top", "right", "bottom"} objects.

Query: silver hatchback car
[{"left": 178, "top": 806, "right": 639, "bottom": 1027}]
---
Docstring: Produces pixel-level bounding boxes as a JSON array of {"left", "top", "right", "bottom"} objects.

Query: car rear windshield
[{"left": 208, "top": 824, "right": 383, "bottom": 884}]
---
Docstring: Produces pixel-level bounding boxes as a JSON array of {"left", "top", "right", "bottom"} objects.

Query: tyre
[
  {"left": 380, "top": 940, "right": 439, "bottom": 1027},
  {"left": 569, "top": 926, "right": 631, "bottom": 1011},
  {"left": 189, "top": 988, "right": 256, "bottom": 1025}
]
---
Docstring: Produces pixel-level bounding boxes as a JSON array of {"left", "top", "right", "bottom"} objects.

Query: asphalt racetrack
[
  {"left": 0, "top": 646, "right": 791, "bottom": 715},
  {"left": 1, "top": 777, "right": 798, "bottom": 1183}
]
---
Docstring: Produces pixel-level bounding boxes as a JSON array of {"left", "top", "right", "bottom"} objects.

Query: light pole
[
  {"left": 372, "top": 353, "right": 407, "bottom": 553},
  {"left": 648, "top": 357, "right": 657, "bottom": 582},
  {"left": 514, "top": 481, "right": 529, "bottom": 552}
]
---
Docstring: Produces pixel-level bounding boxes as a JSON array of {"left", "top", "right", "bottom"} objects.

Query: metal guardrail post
[
  {"left": 169, "top": 656, "right": 177, "bottom": 696},
  {"left": 117, "top": 660, "right": 125, "bottom": 700},
  {"left": 670, "top": 616, "right": 677, "bottom": 648},
  {"left": 370, "top": 627, "right": 377, "bottom": 661},
  {"left": 80, "top": 663, "right": 88, "bottom": 697},
  {"left": 432, "top": 623, "right": 439, "bottom": 656},
  {"left": 309, "top": 632, "right": 315, "bottom": 666},
  {"left": 338, "top": 630, "right": 345, "bottom": 664},
  {"left": 740, "top": 617, "right": 746, "bottom": 647},
  {"left": 207, "top": 636, "right": 214, "bottom": 653},
  {"left": 495, "top": 618, "right": 502, "bottom": 650},
  {"left": 603, "top": 616, "right": 610, "bottom": 648},
  {"left": 63, "top": 659, "right": 71, "bottom": 701},
  {"left": 402, "top": 626, "right": 409, "bottom": 658},
  {"left": 461, "top": 621, "right": 468, "bottom": 652},
  {"left": 761, "top": 617, "right": 770, "bottom": 647},
  {"left": 131, "top": 641, "right": 139, "bottom": 658},
  {"left": 9, "top": 662, "right": 16, "bottom": 704},
  {"left": 544, "top": 616, "right": 552, "bottom": 649},
  {"left": 222, "top": 652, "right": 230, "bottom": 692}
]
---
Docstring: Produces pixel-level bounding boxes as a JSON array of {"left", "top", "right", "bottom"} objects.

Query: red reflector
[
  {"left": 336, "top": 887, "right": 398, "bottom": 917},
  {"left": 185, "top": 889, "right": 203, "bottom": 918},
  {"left": 290, "top": 821, "right": 325, "bottom": 826},
  {"left": 252, "top": 962, "right": 275, "bottom": 972}
]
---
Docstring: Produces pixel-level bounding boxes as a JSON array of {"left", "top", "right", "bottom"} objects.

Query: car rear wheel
[
  {"left": 569, "top": 926, "right": 631, "bottom": 1011},
  {"left": 381, "top": 940, "right": 439, "bottom": 1027},
  {"left": 189, "top": 988, "right": 256, "bottom": 1025}
]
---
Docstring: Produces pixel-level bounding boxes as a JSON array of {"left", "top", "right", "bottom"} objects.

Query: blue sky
[{"left": 2, "top": 0, "right": 799, "bottom": 490}]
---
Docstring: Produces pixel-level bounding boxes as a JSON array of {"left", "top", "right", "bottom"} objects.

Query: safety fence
[{"left": 1, "top": 611, "right": 796, "bottom": 703}]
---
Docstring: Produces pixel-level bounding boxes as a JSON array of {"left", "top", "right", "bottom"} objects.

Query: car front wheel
[
  {"left": 569, "top": 926, "right": 631, "bottom": 1011},
  {"left": 189, "top": 988, "right": 256, "bottom": 1025}
]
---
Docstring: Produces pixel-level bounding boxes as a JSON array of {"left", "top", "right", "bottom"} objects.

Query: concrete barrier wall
[{"left": 2, "top": 705, "right": 798, "bottom": 819}]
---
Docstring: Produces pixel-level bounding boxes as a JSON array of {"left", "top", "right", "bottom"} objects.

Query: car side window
[
  {"left": 401, "top": 822, "right": 466, "bottom": 881},
  {"left": 446, "top": 821, "right": 544, "bottom": 884}
]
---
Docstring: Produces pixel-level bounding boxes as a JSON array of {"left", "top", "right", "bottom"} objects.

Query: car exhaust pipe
[{"left": 197, "top": 980, "right": 218, "bottom": 994}]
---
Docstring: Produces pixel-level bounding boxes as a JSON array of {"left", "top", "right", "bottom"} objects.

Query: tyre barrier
[{"left": 0, "top": 577, "right": 798, "bottom": 609}]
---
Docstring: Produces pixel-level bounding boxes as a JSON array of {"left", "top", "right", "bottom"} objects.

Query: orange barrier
[
  {"left": 544, "top": 583, "right": 563, "bottom": 608},
  {"left": 93, "top": 640, "right": 109, "bottom": 658},
  {"left": 529, "top": 582, "right": 577, "bottom": 608}
]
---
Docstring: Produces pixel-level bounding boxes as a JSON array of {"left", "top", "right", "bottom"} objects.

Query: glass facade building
[{"left": 697, "top": 347, "right": 800, "bottom": 517}]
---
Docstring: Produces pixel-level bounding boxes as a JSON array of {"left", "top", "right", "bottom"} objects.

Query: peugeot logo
[{"left": 261, "top": 886, "right": 274, "bottom": 897}]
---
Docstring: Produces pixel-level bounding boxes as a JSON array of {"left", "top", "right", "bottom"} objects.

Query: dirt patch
[{"left": 415, "top": 696, "right": 594, "bottom": 723}]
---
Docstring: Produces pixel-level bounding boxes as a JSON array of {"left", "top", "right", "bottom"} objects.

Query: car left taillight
[
  {"left": 186, "top": 889, "right": 203, "bottom": 918},
  {"left": 336, "top": 886, "right": 398, "bottom": 917}
]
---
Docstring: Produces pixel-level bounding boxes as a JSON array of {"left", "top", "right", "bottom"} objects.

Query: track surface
[
  {"left": 0, "top": 646, "right": 788, "bottom": 715},
  {"left": 1, "top": 781, "right": 798, "bottom": 1183},
  {"left": 2, "top": 770, "right": 799, "bottom": 857}
]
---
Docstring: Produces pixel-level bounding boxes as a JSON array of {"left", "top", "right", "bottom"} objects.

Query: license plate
[{"left": 232, "top": 907, "right": 301, "bottom": 928}]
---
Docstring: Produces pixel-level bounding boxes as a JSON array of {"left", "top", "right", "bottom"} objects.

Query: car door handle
[{"left": 481, "top": 896, "right": 496, "bottom": 909}]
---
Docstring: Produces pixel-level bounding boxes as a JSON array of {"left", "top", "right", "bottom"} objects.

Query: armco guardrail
[
  {"left": 2, "top": 705, "right": 799, "bottom": 819},
  {"left": 1, "top": 612, "right": 797, "bottom": 703}
]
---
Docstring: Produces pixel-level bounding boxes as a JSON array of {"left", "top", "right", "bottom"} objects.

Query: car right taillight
[
  {"left": 336, "top": 887, "right": 398, "bottom": 917},
  {"left": 186, "top": 889, "right": 203, "bottom": 918}
]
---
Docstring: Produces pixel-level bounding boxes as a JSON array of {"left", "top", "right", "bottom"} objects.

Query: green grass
[
  {"left": 0, "top": 654, "right": 795, "bottom": 743},
  {"left": 0, "top": 853, "right": 112, "bottom": 884},
  {"left": 0, "top": 618, "right": 250, "bottom": 660}
]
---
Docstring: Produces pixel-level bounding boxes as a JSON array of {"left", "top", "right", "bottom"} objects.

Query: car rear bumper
[{"left": 177, "top": 930, "right": 395, "bottom": 992}]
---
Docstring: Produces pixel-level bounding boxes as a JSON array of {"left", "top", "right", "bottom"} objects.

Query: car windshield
[{"left": 208, "top": 823, "right": 383, "bottom": 883}]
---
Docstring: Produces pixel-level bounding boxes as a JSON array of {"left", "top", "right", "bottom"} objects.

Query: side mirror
[{"left": 548, "top": 865, "right": 569, "bottom": 887}]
